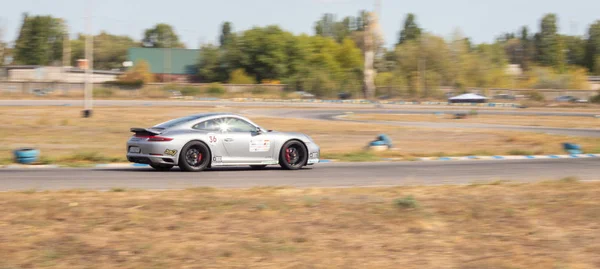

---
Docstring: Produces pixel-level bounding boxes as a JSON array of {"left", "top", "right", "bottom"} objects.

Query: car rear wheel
[
  {"left": 150, "top": 164, "right": 173, "bottom": 171},
  {"left": 279, "top": 140, "right": 307, "bottom": 170},
  {"left": 250, "top": 165, "right": 268, "bottom": 170},
  {"left": 178, "top": 141, "right": 211, "bottom": 172}
]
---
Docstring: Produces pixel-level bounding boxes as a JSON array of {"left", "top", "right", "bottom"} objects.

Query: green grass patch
[
  {"left": 394, "top": 196, "right": 419, "bottom": 209},
  {"left": 180, "top": 86, "right": 202, "bottom": 96},
  {"left": 206, "top": 83, "right": 225, "bottom": 96},
  {"left": 559, "top": 177, "right": 580, "bottom": 183},
  {"left": 93, "top": 87, "right": 115, "bottom": 97},
  {"left": 506, "top": 149, "right": 535, "bottom": 156},
  {"left": 59, "top": 152, "right": 124, "bottom": 164},
  {"left": 321, "top": 151, "right": 380, "bottom": 162}
]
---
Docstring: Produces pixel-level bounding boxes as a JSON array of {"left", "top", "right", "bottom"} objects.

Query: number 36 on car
[{"left": 126, "top": 113, "right": 320, "bottom": 172}]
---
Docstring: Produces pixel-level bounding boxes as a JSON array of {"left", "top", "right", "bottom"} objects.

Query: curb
[
  {"left": 417, "top": 154, "right": 599, "bottom": 161},
  {"left": 95, "top": 163, "right": 150, "bottom": 168},
  {"left": 0, "top": 164, "right": 60, "bottom": 169},
  {"left": 1, "top": 154, "right": 597, "bottom": 169}
]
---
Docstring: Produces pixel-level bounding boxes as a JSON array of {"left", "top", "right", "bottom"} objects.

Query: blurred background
[
  {"left": 0, "top": 0, "right": 599, "bottom": 102},
  {"left": 2, "top": 2, "right": 600, "bottom": 269}
]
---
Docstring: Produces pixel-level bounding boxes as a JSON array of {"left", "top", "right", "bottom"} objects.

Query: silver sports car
[{"left": 126, "top": 113, "right": 320, "bottom": 171}]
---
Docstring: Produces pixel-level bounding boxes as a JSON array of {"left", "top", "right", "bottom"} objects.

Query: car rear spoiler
[{"left": 130, "top": 127, "right": 162, "bottom": 136}]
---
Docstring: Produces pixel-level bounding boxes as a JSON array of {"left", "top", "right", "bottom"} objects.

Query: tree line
[{"left": 5, "top": 12, "right": 600, "bottom": 97}]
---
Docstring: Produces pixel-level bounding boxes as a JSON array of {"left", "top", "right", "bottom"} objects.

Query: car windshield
[{"left": 155, "top": 115, "right": 205, "bottom": 129}]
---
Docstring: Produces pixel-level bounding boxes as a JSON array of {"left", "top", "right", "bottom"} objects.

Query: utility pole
[
  {"left": 363, "top": 0, "right": 382, "bottom": 99},
  {"left": 62, "top": 19, "right": 70, "bottom": 80},
  {"left": 83, "top": 0, "right": 93, "bottom": 117},
  {"left": 0, "top": 25, "right": 4, "bottom": 67},
  {"left": 419, "top": 35, "right": 427, "bottom": 97}
]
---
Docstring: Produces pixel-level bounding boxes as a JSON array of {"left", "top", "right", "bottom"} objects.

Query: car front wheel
[{"left": 279, "top": 140, "right": 308, "bottom": 170}]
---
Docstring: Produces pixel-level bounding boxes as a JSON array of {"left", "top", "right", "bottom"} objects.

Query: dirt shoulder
[{"left": 1, "top": 180, "right": 599, "bottom": 268}]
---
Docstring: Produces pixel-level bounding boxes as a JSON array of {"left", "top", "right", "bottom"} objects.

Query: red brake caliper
[
  {"left": 285, "top": 148, "right": 291, "bottom": 163},
  {"left": 197, "top": 153, "right": 202, "bottom": 164}
]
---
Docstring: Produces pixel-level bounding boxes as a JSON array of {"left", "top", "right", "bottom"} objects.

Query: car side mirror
[{"left": 254, "top": 127, "right": 263, "bottom": 134}]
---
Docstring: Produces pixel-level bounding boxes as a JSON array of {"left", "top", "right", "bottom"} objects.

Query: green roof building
[{"left": 127, "top": 48, "right": 200, "bottom": 81}]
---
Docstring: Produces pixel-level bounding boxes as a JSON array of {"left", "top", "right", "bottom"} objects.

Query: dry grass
[
  {"left": 349, "top": 113, "right": 600, "bottom": 129},
  {"left": 1, "top": 181, "right": 600, "bottom": 268},
  {"left": 1, "top": 106, "right": 599, "bottom": 164}
]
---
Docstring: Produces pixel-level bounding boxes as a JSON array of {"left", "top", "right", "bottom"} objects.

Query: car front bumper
[{"left": 306, "top": 142, "right": 320, "bottom": 165}]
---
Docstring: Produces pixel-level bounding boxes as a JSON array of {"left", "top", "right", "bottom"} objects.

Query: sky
[{"left": 1, "top": 0, "right": 599, "bottom": 49}]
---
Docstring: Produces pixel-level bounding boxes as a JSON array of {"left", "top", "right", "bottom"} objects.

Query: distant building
[{"left": 127, "top": 48, "right": 200, "bottom": 82}]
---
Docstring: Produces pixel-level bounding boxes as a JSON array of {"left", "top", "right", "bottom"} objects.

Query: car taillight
[{"left": 147, "top": 136, "right": 173, "bottom": 142}]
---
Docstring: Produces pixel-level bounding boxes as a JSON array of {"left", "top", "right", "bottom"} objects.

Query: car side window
[
  {"left": 192, "top": 119, "right": 220, "bottom": 131},
  {"left": 224, "top": 118, "right": 256, "bottom": 132},
  {"left": 192, "top": 117, "right": 256, "bottom": 132}
]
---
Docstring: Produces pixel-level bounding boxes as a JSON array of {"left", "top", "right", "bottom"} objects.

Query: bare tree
[{"left": 362, "top": 9, "right": 385, "bottom": 99}]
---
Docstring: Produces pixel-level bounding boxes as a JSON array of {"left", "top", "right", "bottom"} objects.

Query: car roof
[{"left": 188, "top": 112, "right": 242, "bottom": 118}]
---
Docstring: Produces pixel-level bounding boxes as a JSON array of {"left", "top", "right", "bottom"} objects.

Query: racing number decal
[{"left": 207, "top": 133, "right": 218, "bottom": 145}]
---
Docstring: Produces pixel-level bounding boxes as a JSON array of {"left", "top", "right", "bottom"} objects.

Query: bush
[
  {"left": 590, "top": 92, "right": 600, "bottom": 104},
  {"left": 525, "top": 90, "right": 545, "bottom": 102},
  {"left": 394, "top": 196, "right": 419, "bottom": 209},
  {"left": 261, "top": 79, "right": 281, "bottom": 85},
  {"left": 206, "top": 83, "right": 225, "bottom": 96},
  {"left": 180, "top": 86, "right": 202, "bottom": 96},
  {"left": 119, "top": 60, "right": 154, "bottom": 84},
  {"left": 521, "top": 66, "right": 591, "bottom": 90},
  {"left": 228, "top": 69, "right": 256, "bottom": 84}
]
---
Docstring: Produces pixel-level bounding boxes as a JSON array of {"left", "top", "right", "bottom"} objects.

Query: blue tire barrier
[
  {"left": 369, "top": 134, "right": 393, "bottom": 148},
  {"left": 370, "top": 140, "right": 387, "bottom": 146},
  {"left": 14, "top": 148, "right": 40, "bottom": 164},
  {"left": 563, "top": 143, "right": 582, "bottom": 154}
]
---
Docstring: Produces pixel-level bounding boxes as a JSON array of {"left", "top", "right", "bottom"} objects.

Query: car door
[
  {"left": 191, "top": 119, "right": 228, "bottom": 165},
  {"left": 219, "top": 117, "right": 274, "bottom": 164}
]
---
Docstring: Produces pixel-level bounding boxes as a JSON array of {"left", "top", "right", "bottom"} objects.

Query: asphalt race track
[
  {"left": 1, "top": 99, "right": 599, "bottom": 190},
  {"left": 0, "top": 159, "right": 599, "bottom": 191},
  {"left": 248, "top": 109, "right": 600, "bottom": 137},
  {"left": 3, "top": 99, "right": 599, "bottom": 136}
]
